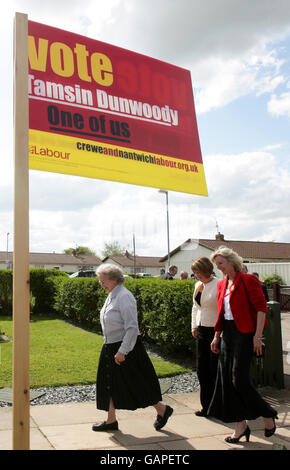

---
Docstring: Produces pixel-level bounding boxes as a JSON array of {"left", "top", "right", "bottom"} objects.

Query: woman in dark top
[{"left": 191, "top": 257, "right": 218, "bottom": 417}]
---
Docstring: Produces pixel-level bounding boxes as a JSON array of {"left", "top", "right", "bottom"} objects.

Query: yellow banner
[{"left": 29, "top": 129, "right": 208, "bottom": 196}]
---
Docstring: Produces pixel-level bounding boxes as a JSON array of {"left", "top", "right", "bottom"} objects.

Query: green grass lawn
[{"left": 0, "top": 315, "right": 189, "bottom": 388}]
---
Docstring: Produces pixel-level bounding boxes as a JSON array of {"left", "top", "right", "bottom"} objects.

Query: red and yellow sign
[{"left": 28, "top": 21, "right": 207, "bottom": 195}]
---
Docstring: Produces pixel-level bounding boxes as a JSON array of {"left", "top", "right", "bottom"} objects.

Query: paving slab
[
  {"left": 0, "top": 427, "right": 54, "bottom": 450},
  {"left": 165, "top": 413, "right": 227, "bottom": 439},
  {"left": 160, "top": 435, "right": 231, "bottom": 451},
  {"left": 40, "top": 422, "right": 120, "bottom": 451},
  {"left": 0, "top": 406, "right": 37, "bottom": 431},
  {"left": 29, "top": 401, "right": 99, "bottom": 427},
  {"left": 0, "top": 388, "right": 289, "bottom": 450}
]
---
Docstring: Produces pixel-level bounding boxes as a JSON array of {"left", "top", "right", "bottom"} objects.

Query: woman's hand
[
  {"left": 192, "top": 328, "right": 198, "bottom": 338},
  {"left": 211, "top": 335, "right": 220, "bottom": 355},
  {"left": 114, "top": 351, "right": 126, "bottom": 365},
  {"left": 254, "top": 312, "right": 266, "bottom": 357},
  {"left": 253, "top": 336, "right": 263, "bottom": 356}
]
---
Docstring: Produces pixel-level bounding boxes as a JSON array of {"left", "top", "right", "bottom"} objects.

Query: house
[
  {"left": 0, "top": 251, "right": 101, "bottom": 272},
  {"left": 102, "top": 251, "right": 165, "bottom": 276},
  {"left": 160, "top": 233, "right": 290, "bottom": 281}
]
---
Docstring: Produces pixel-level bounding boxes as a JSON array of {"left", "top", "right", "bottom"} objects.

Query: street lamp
[
  {"left": 158, "top": 190, "right": 170, "bottom": 268},
  {"left": 6, "top": 232, "right": 10, "bottom": 268}
]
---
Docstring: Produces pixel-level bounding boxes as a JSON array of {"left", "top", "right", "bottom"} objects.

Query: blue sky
[{"left": 1, "top": 1, "right": 290, "bottom": 258}]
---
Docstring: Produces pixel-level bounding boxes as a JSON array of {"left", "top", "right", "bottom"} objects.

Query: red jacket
[{"left": 215, "top": 272, "right": 268, "bottom": 333}]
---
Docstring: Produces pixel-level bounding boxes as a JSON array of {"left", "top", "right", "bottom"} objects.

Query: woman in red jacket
[{"left": 208, "top": 246, "right": 278, "bottom": 444}]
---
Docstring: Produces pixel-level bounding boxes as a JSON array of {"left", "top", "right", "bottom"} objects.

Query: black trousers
[
  {"left": 207, "top": 321, "right": 277, "bottom": 423},
  {"left": 196, "top": 326, "right": 218, "bottom": 413}
]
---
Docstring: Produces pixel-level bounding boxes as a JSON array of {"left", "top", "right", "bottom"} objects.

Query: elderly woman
[
  {"left": 191, "top": 257, "right": 219, "bottom": 417},
  {"left": 208, "top": 246, "right": 278, "bottom": 443},
  {"left": 93, "top": 264, "right": 173, "bottom": 432}
]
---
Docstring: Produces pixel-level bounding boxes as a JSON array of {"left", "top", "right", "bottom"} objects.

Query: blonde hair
[
  {"left": 211, "top": 246, "right": 243, "bottom": 272},
  {"left": 96, "top": 264, "right": 124, "bottom": 283}
]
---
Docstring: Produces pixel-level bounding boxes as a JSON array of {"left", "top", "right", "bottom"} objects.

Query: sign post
[
  {"left": 13, "top": 12, "right": 30, "bottom": 450},
  {"left": 11, "top": 15, "right": 208, "bottom": 450}
]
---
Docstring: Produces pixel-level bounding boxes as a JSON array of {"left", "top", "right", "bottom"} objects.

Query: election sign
[{"left": 28, "top": 21, "right": 207, "bottom": 195}]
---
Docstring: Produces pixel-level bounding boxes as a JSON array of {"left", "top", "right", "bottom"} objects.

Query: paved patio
[
  {"left": 0, "top": 387, "right": 289, "bottom": 451},
  {"left": 1, "top": 310, "right": 289, "bottom": 451}
]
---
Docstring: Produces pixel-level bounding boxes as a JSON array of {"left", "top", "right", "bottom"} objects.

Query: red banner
[{"left": 28, "top": 21, "right": 207, "bottom": 195}]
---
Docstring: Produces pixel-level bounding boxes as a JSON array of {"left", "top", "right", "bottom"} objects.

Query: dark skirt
[
  {"left": 207, "top": 320, "right": 277, "bottom": 423},
  {"left": 196, "top": 326, "right": 219, "bottom": 413},
  {"left": 96, "top": 336, "right": 162, "bottom": 411}
]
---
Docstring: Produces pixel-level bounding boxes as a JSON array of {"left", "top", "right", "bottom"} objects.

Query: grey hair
[
  {"left": 211, "top": 246, "right": 244, "bottom": 272},
  {"left": 96, "top": 264, "right": 124, "bottom": 283}
]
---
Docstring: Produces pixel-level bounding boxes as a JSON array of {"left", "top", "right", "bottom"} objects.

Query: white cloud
[
  {"left": 1, "top": 1, "right": 290, "bottom": 255},
  {"left": 268, "top": 92, "right": 290, "bottom": 117},
  {"left": 85, "top": 0, "right": 290, "bottom": 62},
  {"left": 198, "top": 150, "right": 290, "bottom": 242},
  {"left": 258, "top": 143, "right": 284, "bottom": 152},
  {"left": 194, "top": 45, "right": 285, "bottom": 113},
  {"left": 77, "top": 0, "right": 290, "bottom": 114},
  {"left": 24, "top": 148, "right": 290, "bottom": 256}
]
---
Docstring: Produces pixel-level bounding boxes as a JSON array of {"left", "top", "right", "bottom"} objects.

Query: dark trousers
[
  {"left": 208, "top": 321, "right": 277, "bottom": 422},
  {"left": 196, "top": 326, "right": 218, "bottom": 413}
]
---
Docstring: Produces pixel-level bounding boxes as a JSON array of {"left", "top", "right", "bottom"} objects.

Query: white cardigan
[{"left": 191, "top": 277, "right": 218, "bottom": 329}]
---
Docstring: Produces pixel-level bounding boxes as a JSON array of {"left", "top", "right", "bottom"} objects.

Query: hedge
[
  {"left": 30, "top": 269, "right": 68, "bottom": 314},
  {"left": 0, "top": 268, "right": 67, "bottom": 315},
  {"left": 53, "top": 277, "right": 196, "bottom": 353},
  {"left": 53, "top": 277, "right": 106, "bottom": 332},
  {"left": 0, "top": 270, "right": 12, "bottom": 315},
  {"left": 129, "top": 279, "right": 196, "bottom": 353},
  {"left": 262, "top": 273, "right": 285, "bottom": 288},
  {"left": 0, "top": 269, "right": 197, "bottom": 353}
]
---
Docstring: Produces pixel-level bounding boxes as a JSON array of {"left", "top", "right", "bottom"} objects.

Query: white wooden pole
[{"left": 13, "top": 12, "right": 30, "bottom": 450}]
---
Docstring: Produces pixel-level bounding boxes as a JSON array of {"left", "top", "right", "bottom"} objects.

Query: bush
[
  {"left": 262, "top": 273, "right": 285, "bottom": 288},
  {"left": 0, "top": 269, "right": 68, "bottom": 316},
  {"left": 0, "top": 269, "right": 196, "bottom": 353},
  {"left": 0, "top": 270, "right": 12, "bottom": 315},
  {"left": 53, "top": 277, "right": 106, "bottom": 332},
  {"left": 122, "top": 278, "right": 196, "bottom": 352},
  {"left": 52, "top": 277, "right": 196, "bottom": 353},
  {"left": 30, "top": 269, "right": 67, "bottom": 314},
  {"left": 139, "top": 279, "right": 196, "bottom": 353}
]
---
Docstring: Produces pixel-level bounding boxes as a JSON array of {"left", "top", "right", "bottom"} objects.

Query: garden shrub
[
  {"left": 52, "top": 277, "right": 196, "bottom": 353},
  {"left": 0, "top": 268, "right": 66, "bottom": 316},
  {"left": 53, "top": 277, "right": 106, "bottom": 332},
  {"left": 0, "top": 269, "right": 196, "bottom": 353},
  {"left": 119, "top": 278, "right": 196, "bottom": 353},
  {"left": 123, "top": 278, "right": 153, "bottom": 326},
  {"left": 140, "top": 280, "right": 196, "bottom": 353},
  {"left": 262, "top": 273, "right": 285, "bottom": 288},
  {"left": 30, "top": 269, "right": 67, "bottom": 314},
  {"left": 0, "top": 270, "right": 12, "bottom": 315}
]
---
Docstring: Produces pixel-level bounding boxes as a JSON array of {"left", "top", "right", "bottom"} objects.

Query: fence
[
  {"left": 272, "top": 282, "right": 290, "bottom": 311},
  {"left": 251, "top": 301, "right": 284, "bottom": 389},
  {"left": 246, "top": 262, "right": 290, "bottom": 285}
]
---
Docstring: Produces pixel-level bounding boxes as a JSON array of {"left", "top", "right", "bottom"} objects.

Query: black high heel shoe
[
  {"left": 225, "top": 425, "right": 251, "bottom": 443},
  {"left": 264, "top": 417, "right": 278, "bottom": 438}
]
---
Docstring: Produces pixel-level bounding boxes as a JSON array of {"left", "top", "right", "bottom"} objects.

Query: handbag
[{"left": 240, "top": 274, "right": 266, "bottom": 358}]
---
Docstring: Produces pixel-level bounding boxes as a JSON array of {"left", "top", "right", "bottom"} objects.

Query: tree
[
  {"left": 102, "top": 241, "right": 133, "bottom": 258},
  {"left": 64, "top": 246, "right": 97, "bottom": 257}
]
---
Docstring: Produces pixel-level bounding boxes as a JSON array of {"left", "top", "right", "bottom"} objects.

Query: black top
[{"left": 195, "top": 291, "right": 202, "bottom": 306}]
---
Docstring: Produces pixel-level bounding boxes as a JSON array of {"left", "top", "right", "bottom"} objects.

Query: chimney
[{"left": 215, "top": 232, "right": 224, "bottom": 241}]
